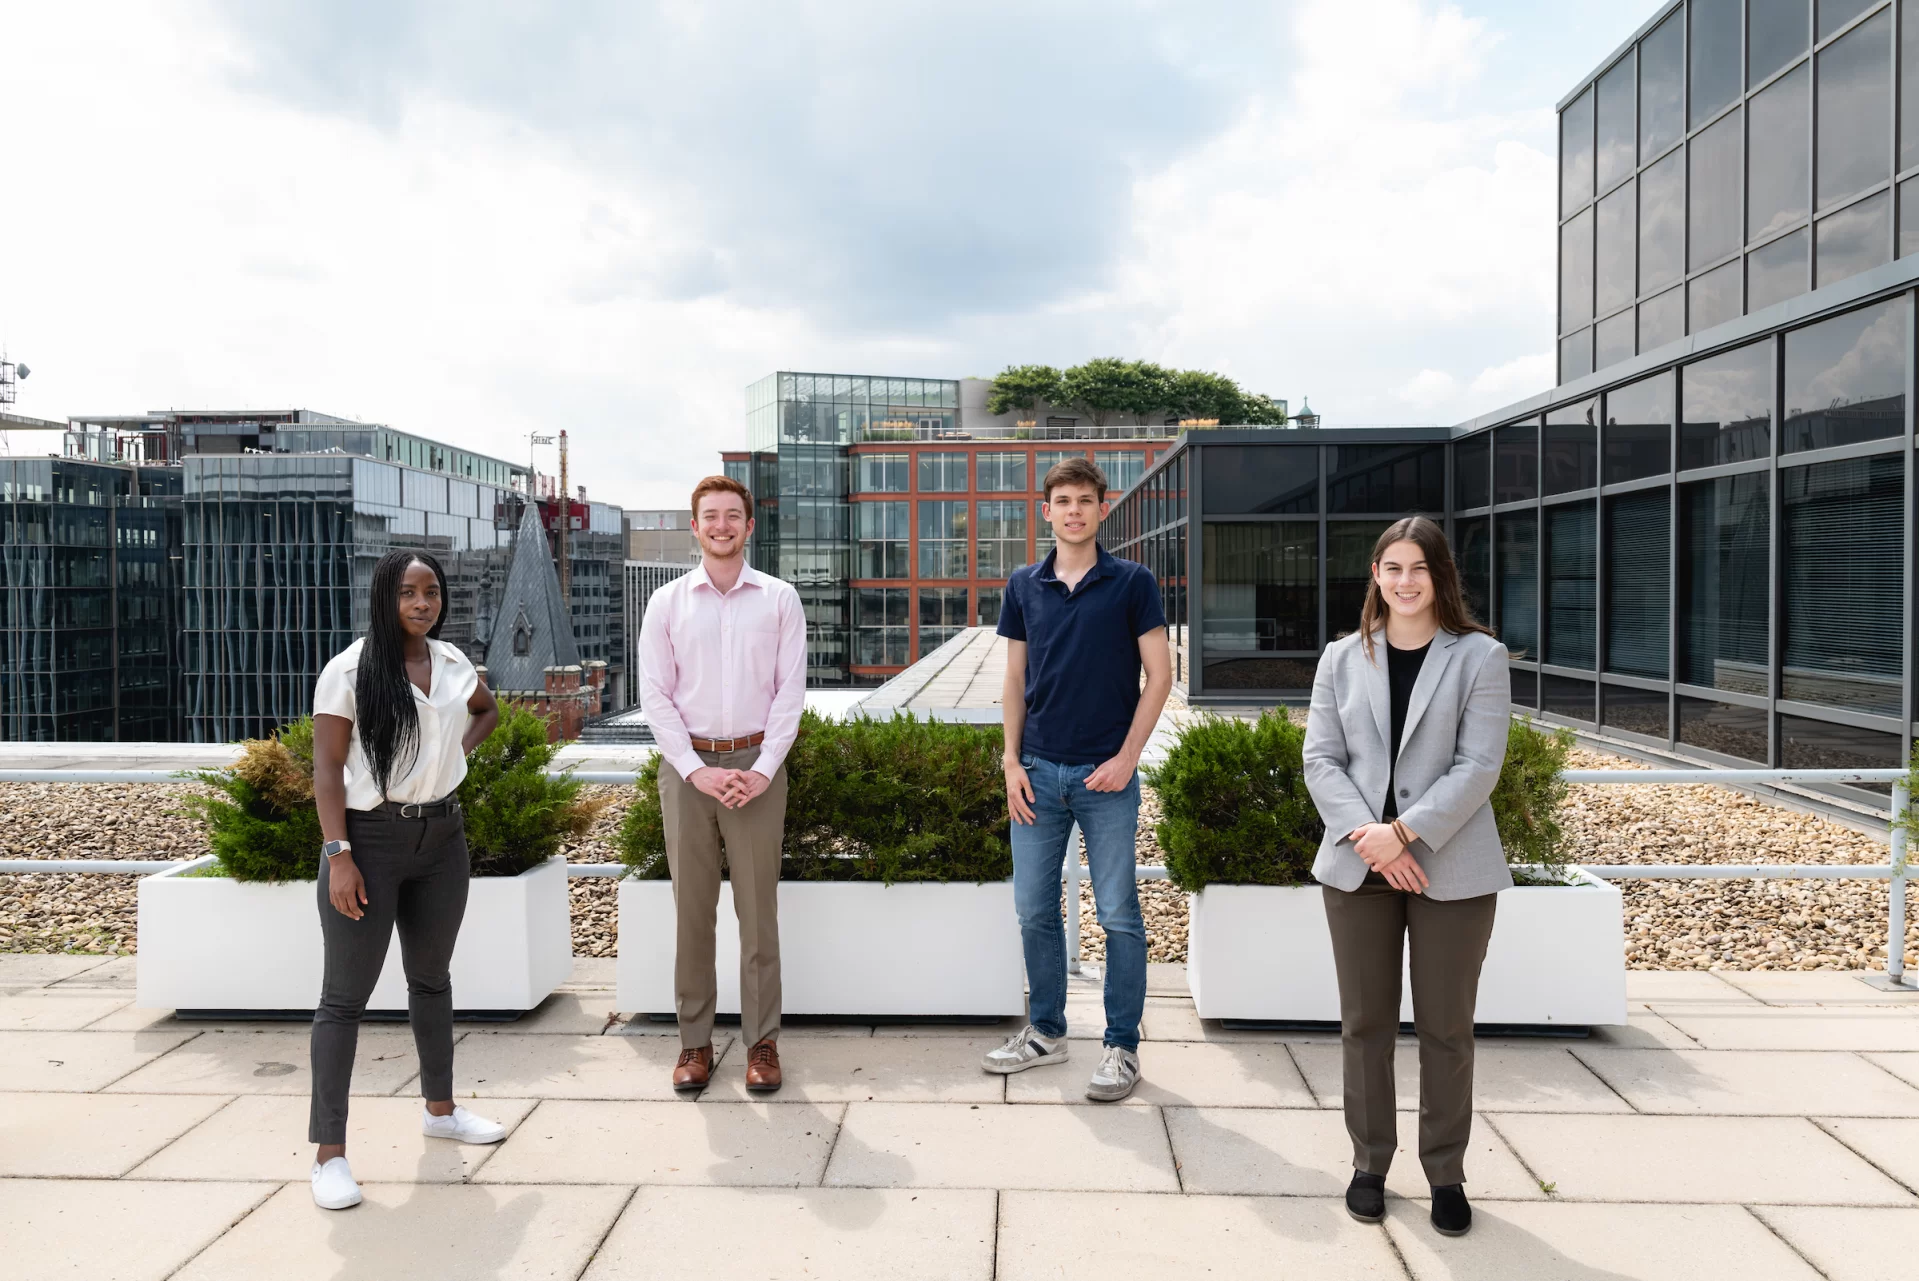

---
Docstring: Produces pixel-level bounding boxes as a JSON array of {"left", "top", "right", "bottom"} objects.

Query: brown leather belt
[{"left": 689, "top": 732, "right": 765, "bottom": 752}]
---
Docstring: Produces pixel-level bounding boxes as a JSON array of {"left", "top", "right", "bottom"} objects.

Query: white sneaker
[
  {"left": 1085, "top": 1045, "right": 1141, "bottom": 1102},
  {"left": 310, "top": 1156, "right": 362, "bottom": 1210},
  {"left": 980, "top": 1024, "right": 1070, "bottom": 1074},
  {"left": 421, "top": 1104, "right": 507, "bottom": 1144}
]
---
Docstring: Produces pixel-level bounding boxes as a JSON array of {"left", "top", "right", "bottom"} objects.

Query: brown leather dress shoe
[
  {"left": 672, "top": 1045, "right": 713, "bottom": 1090},
  {"left": 744, "top": 1038, "right": 782, "bottom": 1092}
]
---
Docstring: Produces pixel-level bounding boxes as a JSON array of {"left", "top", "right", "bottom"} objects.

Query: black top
[{"left": 1382, "top": 638, "right": 1431, "bottom": 820}]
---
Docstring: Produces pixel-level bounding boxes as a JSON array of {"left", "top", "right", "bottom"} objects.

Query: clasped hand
[
  {"left": 689, "top": 766, "right": 770, "bottom": 809},
  {"left": 1349, "top": 822, "right": 1430, "bottom": 894}
]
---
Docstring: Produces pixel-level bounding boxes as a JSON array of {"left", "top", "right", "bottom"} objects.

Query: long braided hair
[{"left": 356, "top": 549, "right": 449, "bottom": 799}]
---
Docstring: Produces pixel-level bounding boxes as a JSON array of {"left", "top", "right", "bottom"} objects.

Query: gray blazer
[{"left": 1303, "top": 627, "right": 1513, "bottom": 901}]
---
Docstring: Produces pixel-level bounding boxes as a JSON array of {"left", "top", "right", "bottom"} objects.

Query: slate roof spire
[{"left": 484, "top": 499, "right": 579, "bottom": 692}]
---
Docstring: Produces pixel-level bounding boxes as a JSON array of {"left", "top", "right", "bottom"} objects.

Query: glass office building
[{"left": 1113, "top": 0, "right": 1919, "bottom": 791}]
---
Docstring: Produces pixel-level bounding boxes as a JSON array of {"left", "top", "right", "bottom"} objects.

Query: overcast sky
[{"left": 1, "top": 0, "right": 1661, "bottom": 506}]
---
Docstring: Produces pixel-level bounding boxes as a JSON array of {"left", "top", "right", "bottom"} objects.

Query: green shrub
[
  {"left": 181, "top": 718, "right": 324, "bottom": 882},
  {"left": 617, "top": 709, "right": 1011, "bottom": 883},
  {"left": 1152, "top": 711, "right": 1577, "bottom": 891},
  {"left": 459, "top": 704, "right": 607, "bottom": 877},
  {"left": 1147, "top": 712, "right": 1322, "bottom": 892}
]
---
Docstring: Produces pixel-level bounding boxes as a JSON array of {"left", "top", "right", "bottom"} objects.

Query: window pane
[
  {"left": 1034, "top": 450, "right": 1081, "bottom": 492},
  {"left": 1596, "top": 52, "right": 1637, "bottom": 191},
  {"left": 1561, "top": 207, "right": 1594, "bottom": 330},
  {"left": 1677, "top": 694, "right": 1769, "bottom": 760},
  {"left": 1819, "top": 0, "right": 1876, "bottom": 39},
  {"left": 1201, "top": 522, "right": 1317, "bottom": 652},
  {"left": 1595, "top": 183, "right": 1636, "bottom": 316},
  {"left": 1603, "top": 683, "right": 1670, "bottom": 737},
  {"left": 1690, "top": 109, "right": 1743, "bottom": 269},
  {"left": 975, "top": 587, "right": 1002, "bottom": 627},
  {"left": 1784, "top": 297, "right": 1906, "bottom": 452},
  {"left": 1544, "top": 400, "right": 1598, "bottom": 495},
  {"left": 1900, "top": 175, "right": 1919, "bottom": 257},
  {"left": 1691, "top": 0, "right": 1743, "bottom": 127},
  {"left": 1560, "top": 329, "right": 1593, "bottom": 382},
  {"left": 1639, "top": 284, "right": 1686, "bottom": 350},
  {"left": 1606, "top": 489, "right": 1671, "bottom": 678},
  {"left": 1545, "top": 502, "right": 1596, "bottom": 668},
  {"left": 1681, "top": 340, "right": 1773, "bottom": 469},
  {"left": 1495, "top": 422, "right": 1538, "bottom": 503},
  {"left": 1497, "top": 513, "right": 1539, "bottom": 660},
  {"left": 1201, "top": 445, "right": 1317, "bottom": 513},
  {"left": 1561, "top": 88, "right": 1594, "bottom": 213},
  {"left": 1543, "top": 674, "right": 1596, "bottom": 722},
  {"left": 1456, "top": 515, "right": 1491, "bottom": 624},
  {"left": 1748, "top": 62, "right": 1810, "bottom": 241},
  {"left": 1780, "top": 714, "right": 1901, "bottom": 793},
  {"left": 1641, "top": 10, "right": 1686, "bottom": 159},
  {"left": 1815, "top": 189, "right": 1891, "bottom": 287},
  {"left": 1680, "top": 474, "right": 1770, "bottom": 695},
  {"left": 1510, "top": 665, "right": 1540, "bottom": 708},
  {"left": 1640, "top": 149, "right": 1686, "bottom": 292},
  {"left": 1325, "top": 443, "right": 1445, "bottom": 514},
  {"left": 918, "top": 452, "right": 968, "bottom": 492},
  {"left": 1904, "top": 0, "right": 1919, "bottom": 170},
  {"left": 1596, "top": 309, "right": 1636, "bottom": 370},
  {"left": 1751, "top": 0, "right": 1810, "bottom": 85},
  {"left": 1454, "top": 433, "right": 1491, "bottom": 509},
  {"left": 1604, "top": 369, "right": 1674, "bottom": 483},
  {"left": 1688, "top": 257, "right": 1744, "bottom": 333},
  {"left": 1816, "top": 9, "right": 1891, "bottom": 211},
  {"left": 1327, "top": 521, "right": 1393, "bottom": 638},
  {"left": 1781, "top": 455, "right": 1903, "bottom": 713},
  {"left": 976, "top": 452, "right": 1027, "bottom": 492},
  {"left": 1094, "top": 450, "right": 1146, "bottom": 495},
  {"left": 1748, "top": 226, "right": 1810, "bottom": 311}
]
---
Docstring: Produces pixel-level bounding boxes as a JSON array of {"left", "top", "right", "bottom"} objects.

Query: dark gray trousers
[
  {"left": 1322, "top": 874, "right": 1497, "bottom": 1186},
  {"left": 309, "top": 807, "right": 470, "bottom": 1145}
]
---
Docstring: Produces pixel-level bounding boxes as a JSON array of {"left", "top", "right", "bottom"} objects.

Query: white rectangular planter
[
  {"left": 616, "top": 877, "right": 1025, "bottom": 1017},
  {"left": 136, "top": 855, "right": 574, "bottom": 1014},
  {"left": 1187, "top": 870, "right": 1626, "bottom": 1027}
]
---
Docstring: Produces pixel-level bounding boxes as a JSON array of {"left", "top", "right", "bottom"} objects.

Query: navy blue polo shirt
[{"left": 996, "top": 544, "right": 1167, "bottom": 765}]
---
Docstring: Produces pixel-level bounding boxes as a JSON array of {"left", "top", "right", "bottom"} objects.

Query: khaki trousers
[
  {"left": 659, "top": 746, "right": 788, "bottom": 1049},
  {"left": 1322, "top": 875, "right": 1497, "bottom": 1186}
]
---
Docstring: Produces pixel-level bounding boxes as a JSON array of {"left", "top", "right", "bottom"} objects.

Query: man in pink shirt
[{"left": 638, "top": 475, "right": 806, "bottom": 1093}]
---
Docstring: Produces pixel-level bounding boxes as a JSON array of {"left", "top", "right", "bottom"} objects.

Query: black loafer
[
  {"left": 1431, "top": 1183, "right": 1471, "bottom": 1236},
  {"left": 1345, "top": 1170, "right": 1386, "bottom": 1223}
]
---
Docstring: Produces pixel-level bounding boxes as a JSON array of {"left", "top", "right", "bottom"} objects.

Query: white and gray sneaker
[
  {"left": 1085, "top": 1045, "right": 1141, "bottom": 1101},
  {"left": 421, "top": 1105, "right": 507, "bottom": 1144},
  {"left": 981, "top": 1024, "right": 1070, "bottom": 1074},
  {"left": 311, "top": 1156, "right": 362, "bottom": 1210}
]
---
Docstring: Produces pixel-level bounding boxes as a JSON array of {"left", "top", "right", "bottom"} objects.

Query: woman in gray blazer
[{"left": 1303, "top": 515, "right": 1510, "bottom": 1238}]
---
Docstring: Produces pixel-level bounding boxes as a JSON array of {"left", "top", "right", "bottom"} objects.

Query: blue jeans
[{"left": 1011, "top": 753, "right": 1146, "bottom": 1051}]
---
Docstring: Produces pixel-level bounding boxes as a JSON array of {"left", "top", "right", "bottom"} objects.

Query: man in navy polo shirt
[{"left": 980, "top": 456, "right": 1172, "bottom": 1101}]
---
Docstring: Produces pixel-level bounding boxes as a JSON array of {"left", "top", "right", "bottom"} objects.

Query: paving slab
[
  {"left": 2, "top": 1178, "right": 274, "bottom": 1281},
  {"left": 475, "top": 1098, "right": 842, "bottom": 1185},
  {"left": 1650, "top": 1006, "right": 1919, "bottom": 1051},
  {"left": 1575, "top": 1047, "right": 1919, "bottom": 1116},
  {"left": 1136, "top": 1002, "right": 1317, "bottom": 1044},
  {"left": 997, "top": 1190, "right": 1404, "bottom": 1280},
  {"left": 172, "top": 1181, "right": 632, "bottom": 1281},
  {"left": 1623, "top": 971, "right": 1755, "bottom": 1003},
  {"left": 0, "top": 952, "right": 116, "bottom": 987},
  {"left": 1586, "top": 1005, "right": 1705, "bottom": 1050},
  {"left": 0, "top": 990, "right": 134, "bottom": 1030},
  {"left": 1290, "top": 1043, "right": 1630, "bottom": 1113},
  {"left": 46, "top": 954, "right": 138, "bottom": 989},
  {"left": 131, "top": 1094, "right": 540, "bottom": 1183},
  {"left": 1005, "top": 1041, "right": 1317, "bottom": 1108},
  {"left": 1717, "top": 971, "right": 1919, "bottom": 1006},
  {"left": 1861, "top": 1052, "right": 1919, "bottom": 1090},
  {"left": 1145, "top": 962, "right": 1190, "bottom": 997},
  {"left": 0, "top": 1091, "right": 232, "bottom": 1176},
  {"left": 1164, "top": 1105, "right": 1543, "bottom": 1200},
  {"left": 451, "top": 1030, "right": 735, "bottom": 1099},
  {"left": 0, "top": 1027, "right": 199, "bottom": 1091},
  {"left": 582, "top": 1186, "right": 997, "bottom": 1281},
  {"left": 824, "top": 1100, "right": 1179, "bottom": 1192},
  {"left": 559, "top": 956, "right": 617, "bottom": 990},
  {"left": 1756, "top": 1205, "right": 1919, "bottom": 1281},
  {"left": 1385, "top": 1200, "right": 1821, "bottom": 1280},
  {"left": 104, "top": 1027, "right": 432, "bottom": 1096},
  {"left": 1814, "top": 1117, "right": 1919, "bottom": 1193},
  {"left": 703, "top": 1035, "right": 1005, "bottom": 1103},
  {"left": 462, "top": 992, "right": 624, "bottom": 1035},
  {"left": 1489, "top": 1113, "right": 1913, "bottom": 1205},
  {"left": 870, "top": 1018, "right": 1024, "bottom": 1039}
]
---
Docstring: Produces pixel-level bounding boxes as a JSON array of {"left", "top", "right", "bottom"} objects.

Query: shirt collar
[
  {"left": 688, "top": 559, "right": 765, "bottom": 596},
  {"left": 1036, "top": 543, "right": 1115, "bottom": 588}
]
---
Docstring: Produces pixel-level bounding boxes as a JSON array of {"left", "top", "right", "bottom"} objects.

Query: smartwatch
[{"left": 322, "top": 840, "right": 352, "bottom": 859}]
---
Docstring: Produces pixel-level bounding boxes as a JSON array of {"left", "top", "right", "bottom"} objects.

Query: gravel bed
[{"left": 4, "top": 758, "right": 1911, "bottom": 975}]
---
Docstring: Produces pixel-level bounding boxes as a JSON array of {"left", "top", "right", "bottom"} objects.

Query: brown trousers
[
  {"left": 659, "top": 746, "right": 788, "bottom": 1049},
  {"left": 1322, "top": 875, "right": 1497, "bottom": 1186}
]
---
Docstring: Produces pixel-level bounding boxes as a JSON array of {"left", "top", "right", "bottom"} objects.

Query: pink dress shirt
[{"left": 637, "top": 560, "right": 807, "bottom": 782}]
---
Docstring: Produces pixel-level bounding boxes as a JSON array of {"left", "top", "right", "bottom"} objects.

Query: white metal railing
[{"left": 0, "top": 764, "right": 1910, "bottom": 986}]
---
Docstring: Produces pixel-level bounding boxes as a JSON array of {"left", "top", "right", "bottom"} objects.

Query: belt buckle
[{"left": 400, "top": 802, "right": 423, "bottom": 819}]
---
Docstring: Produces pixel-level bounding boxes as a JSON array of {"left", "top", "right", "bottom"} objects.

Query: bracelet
[{"left": 1389, "top": 819, "right": 1416, "bottom": 851}]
